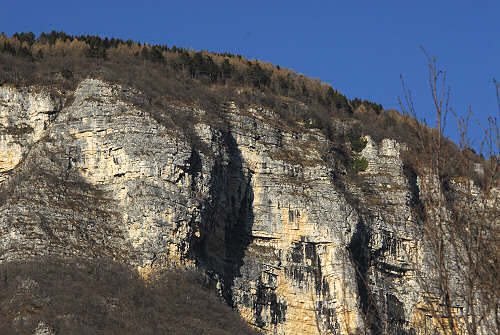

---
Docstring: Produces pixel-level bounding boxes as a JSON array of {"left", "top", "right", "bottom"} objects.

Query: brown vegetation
[
  {"left": 400, "top": 50, "right": 499, "bottom": 335},
  {"left": 0, "top": 30, "right": 475, "bottom": 180},
  {"left": 0, "top": 257, "right": 261, "bottom": 335}
]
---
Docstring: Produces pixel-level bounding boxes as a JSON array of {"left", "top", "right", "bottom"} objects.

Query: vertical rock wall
[{"left": 0, "top": 79, "right": 497, "bottom": 335}]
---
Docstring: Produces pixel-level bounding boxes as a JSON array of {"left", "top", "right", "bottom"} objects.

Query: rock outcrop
[{"left": 0, "top": 79, "right": 497, "bottom": 334}]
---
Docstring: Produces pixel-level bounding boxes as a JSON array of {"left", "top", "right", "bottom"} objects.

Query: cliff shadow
[
  {"left": 0, "top": 141, "right": 131, "bottom": 263},
  {"left": 190, "top": 130, "right": 255, "bottom": 307}
]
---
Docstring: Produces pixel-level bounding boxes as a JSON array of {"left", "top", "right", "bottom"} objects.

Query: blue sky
[{"left": 3, "top": 1, "right": 499, "bottom": 153}]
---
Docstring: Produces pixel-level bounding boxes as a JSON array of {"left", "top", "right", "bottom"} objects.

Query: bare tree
[{"left": 400, "top": 49, "right": 500, "bottom": 335}]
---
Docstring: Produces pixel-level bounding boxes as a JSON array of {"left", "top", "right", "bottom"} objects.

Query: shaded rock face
[
  {"left": 0, "top": 85, "right": 62, "bottom": 183},
  {"left": 0, "top": 79, "right": 495, "bottom": 334}
]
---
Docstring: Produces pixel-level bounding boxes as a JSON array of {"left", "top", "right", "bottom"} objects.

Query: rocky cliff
[{"left": 1, "top": 79, "right": 498, "bottom": 334}]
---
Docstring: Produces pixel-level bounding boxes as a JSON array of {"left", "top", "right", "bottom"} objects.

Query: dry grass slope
[{"left": 0, "top": 257, "right": 262, "bottom": 335}]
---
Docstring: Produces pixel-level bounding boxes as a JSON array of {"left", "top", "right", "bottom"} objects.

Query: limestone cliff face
[
  {"left": 0, "top": 79, "right": 497, "bottom": 334},
  {"left": 0, "top": 85, "right": 62, "bottom": 183}
]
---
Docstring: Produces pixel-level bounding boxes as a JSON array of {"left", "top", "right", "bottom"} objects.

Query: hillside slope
[{"left": 0, "top": 33, "right": 498, "bottom": 335}]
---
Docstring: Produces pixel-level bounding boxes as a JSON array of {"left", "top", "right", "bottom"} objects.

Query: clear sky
[{"left": 3, "top": 1, "right": 499, "bottom": 153}]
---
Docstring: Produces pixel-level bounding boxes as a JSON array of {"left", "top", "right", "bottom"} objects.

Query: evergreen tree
[{"left": 222, "top": 59, "right": 233, "bottom": 80}]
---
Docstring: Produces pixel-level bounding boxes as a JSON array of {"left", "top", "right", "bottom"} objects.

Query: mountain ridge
[{"left": 0, "top": 32, "right": 498, "bottom": 335}]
